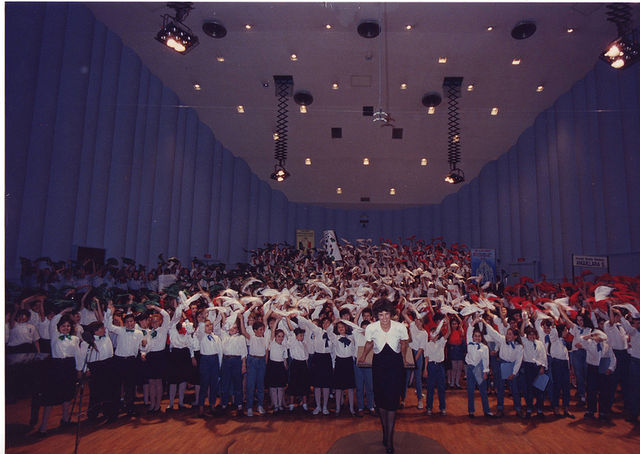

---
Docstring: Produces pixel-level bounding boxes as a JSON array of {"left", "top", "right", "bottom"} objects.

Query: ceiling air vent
[
  {"left": 331, "top": 127, "right": 342, "bottom": 138},
  {"left": 363, "top": 106, "right": 374, "bottom": 116},
  {"left": 392, "top": 128, "right": 403, "bottom": 139},
  {"left": 360, "top": 196, "right": 370, "bottom": 202}
]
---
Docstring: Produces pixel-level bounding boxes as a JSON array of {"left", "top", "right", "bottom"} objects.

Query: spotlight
[
  {"left": 155, "top": 3, "right": 199, "bottom": 55},
  {"left": 601, "top": 35, "right": 640, "bottom": 69},
  {"left": 444, "top": 167, "right": 465, "bottom": 184},
  {"left": 270, "top": 162, "right": 290, "bottom": 182},
  {"left": 600, "top": 4, "right": 640, "bottom": 70}
]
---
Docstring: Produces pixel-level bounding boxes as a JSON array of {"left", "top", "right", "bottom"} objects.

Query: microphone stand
[{"left": 70, "top": 342, "right": 94, "bottom": 454}]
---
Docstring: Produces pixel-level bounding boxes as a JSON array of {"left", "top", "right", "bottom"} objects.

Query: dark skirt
[
  {"left": 39, "top": 339, "right": 52, "bottom": 355},
  {"left": 372, "top": 344, "right": 404, "bottom": 410},
  {"left": 41, "top": 357, "right": 76, "bottom": 405},
  {"left": 310, "top": 352, "right": 333, "bottom": 388},
  {"left": 448, "top": 343, "right": 465, "bottom": 361},
  {"left": 167, "top": 347, "right": 191, "bottom": 384},
  {"left": 265, "top": 360, "right": 288, "bottom": 388},
  {"left": 332, "top": 356, "right": 356, "bottom": 389},
  {"left": 145, "top": 350, "right": 166, "bottom": 379},
  {"left": 287, "top": 359, "right": 310, "bottom": 396},
  {"left": 7, "top": 343, "right": 37, "bottom": 354},
  {"left": 190, "top": 351, "right": 201, "bottom": 385}
]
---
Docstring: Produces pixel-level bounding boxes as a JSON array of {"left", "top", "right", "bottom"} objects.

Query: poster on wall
[
  {"left": 471, "top": 249, "right": 496, "bottom": 284},
  {"left": 321, "top": 230, "right": 343, "bottom": 262},
  {"left": 296, "top": 229, "right": 315, "bottom": 253}
]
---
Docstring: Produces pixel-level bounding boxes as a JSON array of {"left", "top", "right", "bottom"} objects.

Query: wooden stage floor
[{"left": 5, "top": 387, "right": 639, "bottom": 454}]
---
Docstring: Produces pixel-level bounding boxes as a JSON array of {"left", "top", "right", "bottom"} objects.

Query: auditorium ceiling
[{"left": 87, "top": 2, "right": 639, "bottom": 209}]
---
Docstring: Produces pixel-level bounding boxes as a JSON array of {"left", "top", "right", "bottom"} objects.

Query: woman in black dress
[{"left": 358, "top": 298, "right": 409, "bottom": 454}]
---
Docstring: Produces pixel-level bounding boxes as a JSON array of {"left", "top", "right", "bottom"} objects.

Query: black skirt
[
  {"left": 265, "top": 360, "right": 288, "bottom": 388},
  {"left": 41, "top": 357, "right": 77, "bottom": 405},
  {"left": 287, "top": 359, "right": 310, "bottom": 396},
  {"left": 190, "top": 351, "right": 201, "bottom": 385},
  {"left": 167, "top": 347, "right": 191, "bottom": 384},
  {"left": 332, "top": 356, "right": 356, "bottom": 390},
  {"left": 372, "top": 344, "right": 404, "bottom": 410},
  {"left": 145, "top": 350, "right": 166, "bottom": 379},
  {"left": 310, "top": 352, "right": 333, "bottom": 388}
]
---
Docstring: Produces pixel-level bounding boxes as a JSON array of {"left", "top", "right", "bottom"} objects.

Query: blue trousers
[
  {"left": 221, "top": 356, "right": 243, "bottom": 408},
  {"left": 246, "top": 355, "right": 266, "bottom": 409},
  {"left": 466, "top": 364, "right": 490, "bottom": 414},
  {"left": 198, "top": 354, "right": 220, "bottom": 407},
  {"left": 354, "top": 364, "right": 374, "bottom": 410},
  {"left": 426, "top": 362, "right": 446, "bottom": 411},
  {"left": 586, "top": 364, "right": 614, "bottom": 415},
  {"left": 612, "top": 349, "right": 630, "bottom": 410},
  {"left": 523, "top": 361, "right": 545, "bottom": 412},
  {"left": 628, "top": 357, "right": 640, "bottom": 419},
  {"left": 550, "top": 358, "right": 571, "bottom": 409},
  {"left": 570, "top": 349, "right": 587, "bottom": 399},
  {"left": 403, "top": 349, "right": 424, "bottom": 400}
]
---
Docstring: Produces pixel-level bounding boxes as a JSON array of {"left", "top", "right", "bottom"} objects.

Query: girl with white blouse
[
  {"left": 285, "top": 317, "right": 312, "bottom": 412},
  {"left": 142, "top": 305, "right": 171, "bottom": 413},
  {"left": 465, "top": 316, "right": 493, "bottom": 418},
  {"left": 195, "top": 319, "right": 222, "bottom": 417},
  {"left": 330, "top": 321, "right": 357, "bottom": 416},
  {"left": 266, "top": 325, "right": 289, "bottom": 413},
  {"left": 37, "top": 311, "right": 81, "bottom": 436}
]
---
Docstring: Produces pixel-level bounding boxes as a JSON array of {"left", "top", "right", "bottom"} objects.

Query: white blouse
[
  {"left": 364, "top": 320, "right": 409, "bottom": 354},
  {"left": 268, "top": 339, "right": 288, "bottom": 362}
]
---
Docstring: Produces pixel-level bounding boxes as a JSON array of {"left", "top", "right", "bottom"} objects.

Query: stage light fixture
[
  {"left": 444, "top": 167, "right": 465, "bottom": 184},
  {"left": 600, "top": 3, "right": 640, "bottom": 70},
  {"left": 155, "top": 3, "right": 199, "bottom": 55},
  {"left": 270, "top": 162, "right": 291, "bottom": 182}
]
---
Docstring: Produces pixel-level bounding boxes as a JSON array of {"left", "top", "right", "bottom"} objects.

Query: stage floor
[{"left": 5, "top": 387, "right": 639, "bottom": 453}]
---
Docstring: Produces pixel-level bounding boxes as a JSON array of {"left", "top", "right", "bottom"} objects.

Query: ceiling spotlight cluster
[
  {"left": 155, "top": 2, "right": 199, "bottom": 54},
  {"left": 601, "top": 3, "right": 639, "bottom": 70}
]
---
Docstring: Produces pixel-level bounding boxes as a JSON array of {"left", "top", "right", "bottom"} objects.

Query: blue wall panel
[{"left": 5, "top": 3, "right": 640, "bottom": 280}]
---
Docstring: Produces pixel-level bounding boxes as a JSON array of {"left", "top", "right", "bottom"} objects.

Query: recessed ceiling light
[
  {"left": 305, "top": 158, "right": 311, "bottom": 165},
  {"left": 331, "top": 82, "right": 339, "bottom": 90},
  {"left": 512, "top": 58, "right": 521, "bottom": 65},
  {"left": 421, "top": 158, "right": 428, "bottom": 166},
  {"left": 193, "top": 83, "right": 201, "bottom": 91},
  {"left": 490, "top": 107, "right": 499, "bottom": 116},
  {"left": 467, "top": 84, "right": 475, "bottom": 92},
  {"left": 567, "top": 27, "right": 574, "bottom": 33},
  {"left": 363, "top": 158, "right": 370, "bottom": 166},
  {"left": 487, "top": 26, "right": 494, "bottom": 31},
  {"left": 290, "top": 53, "right": 298, "bottom": 61},
  {"left": 325, "top": 24, "right": 332, "bottom": 30},
  {"left": 336, "top": 187, "right": 342, "bottom": 194},
  {"left": 299, "top": 105, "right": 307, "bottom": 113},
  {"left": 405, "top": 25, "right": 413, "bottom": 31},
  {"left": 237, "top": 105, "right": 245, "bottom": 113},
  {"left": 427, "top": 106, "right": 436, "bottom": 115},
  {"left": 438, "top": 57, "right": 447, "bottom": 64},
  {"left": 389, "top": 188, "right": 396, "bottom": 195},
  {"left": 216, "top": 56, "right": 225, "bottom": 62},
  {"left": 536, "top": 85, "right": 544, "bottom": 92},
  {"left": 244, "top": 24, "right": 252, "bottom": 30},
  {"left": 400, "top": 83, "right": 408, "bottom": 90}
]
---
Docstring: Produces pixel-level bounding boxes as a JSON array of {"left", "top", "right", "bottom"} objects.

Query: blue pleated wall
[{"left": 5, "top": 3, "right": 640, "bottom": 281}]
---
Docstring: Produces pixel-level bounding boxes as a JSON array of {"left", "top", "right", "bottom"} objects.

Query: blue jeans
[
  {"left": 551, "top": 358, "right": 571, "bottom": 409},
  {"left": 426, "top": 362, "right": 446, "bottom": 411},
  {"left": 221, "top": 356, "right": 243, "bottom": 408},
  {"left": 570, "top": 349, "right": 587, "bottom": 399},
  {"left": 466, "top": 364, "right": 490, "bottom": 414},
  {"left": 246, "top": 355, "right": 266, "bottom": 410},
  {"left": 354, "top": 364, "right": 374, "bottom": 410},
  {"left": 404, "top": 349, "right": 424, "bottom": 400},
  {"left": 198, "top": 354, "right": 220, "bottom": 407}
]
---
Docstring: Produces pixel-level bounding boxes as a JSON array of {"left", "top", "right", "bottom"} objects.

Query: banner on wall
[
  {"left": 321, "top": 230, "right": 342, "bottom": 261},
  {"left": 296, "top": 229, "right": 315, "bottom": 253},
  {"left": 471, "top": 249, "right": 496, "bottom": 284}
]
